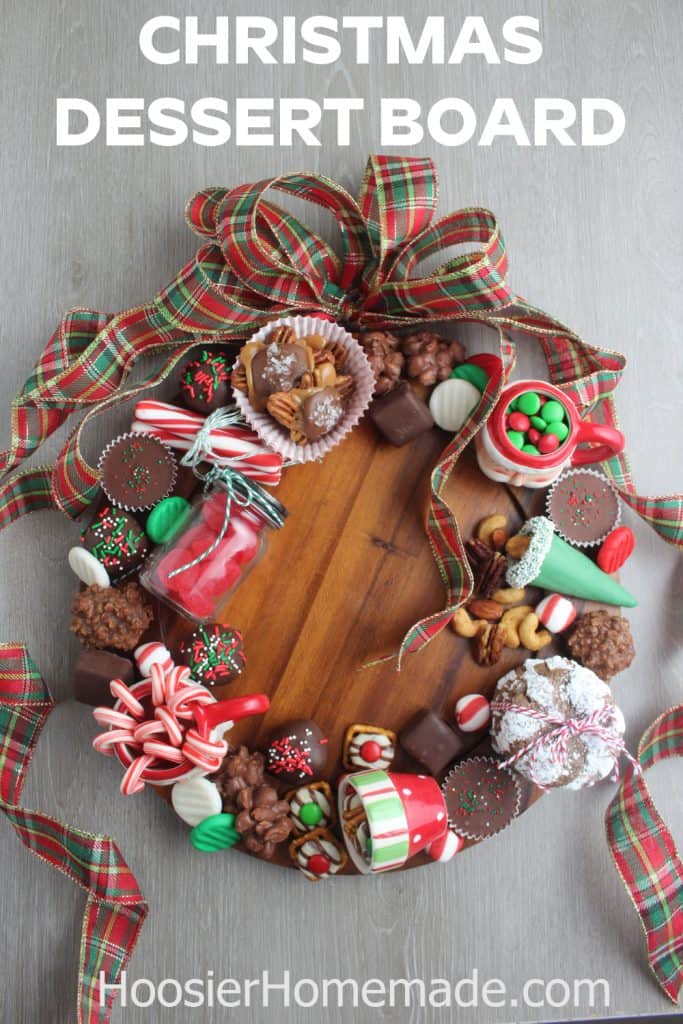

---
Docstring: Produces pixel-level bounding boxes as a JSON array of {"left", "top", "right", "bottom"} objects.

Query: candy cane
[
  {"left": 155, "top": 706, "right": 184, "bottom": 746},
  {"left": 121, "top": 755, "right": 155, "bottom": 796},
  {"left": 150, "top": 663, "right": 167, "bottom": 707},
  {"left": 92, "top": 707, "right": 136, "bottom": 731},
  {"left": 92, "top": 728, "right": 136, "bottom": 756},
  {"left": 134, "top": 642, "right": 174, "bottom": 677},
  {"left": 132, "top": 400, "right": 283, "bottom": 485},
  {"left": 142, "top": 740, "right": 185, "bottom": 764},
  {"left": 132, "top": 720, "right": 166, "bottom": 744},
  {"left": 110, "top": 679, "right": 146, "bottom": 719}
]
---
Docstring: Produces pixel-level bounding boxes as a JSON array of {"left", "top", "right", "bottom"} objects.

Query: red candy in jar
[{"left": 141, "top": 477, "right": 287, "bottom": 622}]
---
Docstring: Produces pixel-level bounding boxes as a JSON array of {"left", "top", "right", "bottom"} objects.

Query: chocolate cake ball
[
  {"left": 81, "top": 506, "right": 149, "bottom": 581},
  {"left": 264, "top": 720, "right": 328, "bottom": 786},
  {"left": 179, "top": 349, "right": 233, "bottom": 414}
]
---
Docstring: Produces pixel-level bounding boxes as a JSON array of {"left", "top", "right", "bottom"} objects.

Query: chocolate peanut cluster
[
  {"left": 358, "top": 329, "right": 465, "bottom": 394},
  {"left": 215, "top": 745, "right": 293, "bottom": 859}
]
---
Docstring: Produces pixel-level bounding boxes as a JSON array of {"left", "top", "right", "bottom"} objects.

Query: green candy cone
[{"left": 534, "top": 534, "right": 637, "bottom": 607}]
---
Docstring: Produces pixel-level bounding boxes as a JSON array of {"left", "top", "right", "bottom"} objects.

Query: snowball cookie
[{"left": 490, "top": 656, "right": 626, "bottom": 790}]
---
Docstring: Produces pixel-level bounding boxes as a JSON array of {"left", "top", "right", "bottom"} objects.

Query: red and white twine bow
[
  {"left": 93, "top": 663, "right": 227, "bottom": 794},
  {"left": 491, "top": 700, "right": 641, "bottom": 791}
]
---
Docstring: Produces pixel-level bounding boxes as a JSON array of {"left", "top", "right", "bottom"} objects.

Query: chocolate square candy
[
  {"left": 74, "top": 649, "right": 135, "bottom": 707},
  {"left": 399, "top": 710, "right": 475, "bottom": 776},
  {"left": 369, "top": 383, "right": 434, "bottom": 446}
]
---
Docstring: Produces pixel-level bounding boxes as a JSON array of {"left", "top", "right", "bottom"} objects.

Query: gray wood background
[{"left": 1, "top": 1, "right": 681, "bottom": 1021}]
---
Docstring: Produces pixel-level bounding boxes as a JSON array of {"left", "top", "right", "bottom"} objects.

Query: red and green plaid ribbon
[
  {"left": 0, "top": 155, "right": 681, "bottom": 1015},
  {"left": 606, "top": 706, "right": 683, "bottom": 1004},
  {"left": 0, "top": 643, "right": 148, "bottom": 1022}
]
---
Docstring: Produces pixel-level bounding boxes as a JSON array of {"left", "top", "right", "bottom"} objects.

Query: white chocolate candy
[
  {"left": 429, "top": 379, "right": 480, "bottom": 433},
  {"left": 68, "top": 546, "right": 111, "bottom": 588},
  {"left": 171, "top": 775, "right": 222, "bottom": 826}
]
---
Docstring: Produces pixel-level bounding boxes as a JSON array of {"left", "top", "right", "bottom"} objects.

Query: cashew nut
[
  {"left": 476, "top": 514, "right": 507, "bottom": 548},
  {"left": 518, "top": 612, "right": 552, "bottom": 652},
  {"left": 505, "top": 533, "right": 531, "bottom": 559},
  {"left": 452, "top": 607, "right": 485, "bottom": 638},
  {"left": 492, "top": 587, "right": 527, "bottom": 605},
  {"left": 499, "top": 605, "right": 535, "bottom": 648}
]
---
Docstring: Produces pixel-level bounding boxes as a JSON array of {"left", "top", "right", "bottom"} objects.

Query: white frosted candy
[
  {"left": 68, "top": 546, "right": 110, "bottom": 588},
  {"left": 429, "top": 378, "right": 480, "bottom": 433},
  {"left": 171, "top": 775, "right": 222, "bottom": 826}
]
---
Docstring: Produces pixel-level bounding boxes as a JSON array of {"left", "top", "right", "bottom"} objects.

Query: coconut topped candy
[{"left": 490, "top": 656, "right": 631, "bottom": 790}]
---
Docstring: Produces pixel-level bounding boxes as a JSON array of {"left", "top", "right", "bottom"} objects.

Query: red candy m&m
[
  {"left": 307, "top": 853, "right": 331, "bottom": 876},
  {"left": 359, "top": 740, "right": 383, "bottom": 764}
]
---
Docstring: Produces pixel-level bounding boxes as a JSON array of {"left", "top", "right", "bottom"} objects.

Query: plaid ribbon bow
[
  {"left": 0, "top": 156, "right": 681, "bottom": 1017},
  {"left": 606, "top": 706, "right": 683, "bottom": 1004}
]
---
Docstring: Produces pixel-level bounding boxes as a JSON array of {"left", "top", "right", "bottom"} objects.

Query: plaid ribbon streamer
[
  {"left": 606, "top": 706, "right": 683, "bottom": 1004},
  {"left": 0, "top": 643, "right": 148, "bottom": 1022},
  {"left": 0, "top": 155, "right": 680, "bottom": 1011}
]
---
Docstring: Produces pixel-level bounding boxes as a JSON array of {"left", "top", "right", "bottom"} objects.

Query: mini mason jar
[{"left": 141, "top": 479, "right": 287, "bottom": 622}]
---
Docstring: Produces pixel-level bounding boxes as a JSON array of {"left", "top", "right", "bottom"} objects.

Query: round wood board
[{"left": 152, "top": 419, "right": 611, "bottom": 875}]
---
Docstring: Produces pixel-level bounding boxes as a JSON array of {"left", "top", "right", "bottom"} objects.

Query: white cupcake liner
[
  {"left": 232, "top": 315, "right": 374, "bottom": 464},
  {"left": 545, "top": 468, "right": 621, "bottom": 548}
]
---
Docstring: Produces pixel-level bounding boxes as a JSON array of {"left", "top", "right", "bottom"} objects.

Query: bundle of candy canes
[
  {"left": 132, "top": 400, "right": 283, "bottom": 486},
  {"left": 93, "top": 643, "right": 228, "bottom": 795}
]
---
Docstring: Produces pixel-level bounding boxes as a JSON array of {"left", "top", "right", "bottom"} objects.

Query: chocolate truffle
[
  {"left": 299, "top": 388, "right": 344, "bottom": 441},
  {"left": 179, "top": 349, "right": 233, "bottom": 414},
  {"left": 181, "top": 623, "right": 246, "bottom": 686},
  {"left": 369, "top": 382, "right": 434, "bottom": 446},
  {"left": 567, "top": 611, "right": 635, "bottom": 679},
  {"left": 399, "top": 710, "right": 476, "bottom": 776},
  {"left": 73, "top": 648, "right": 135, "bottom": 707},
  {"left": 546, "top": 469, "right": 621, "bottom": 547},
  {"left": 265, "top": 720, "right": 329, "bottom": 786},
  {"left": 81, "top": 505, "right": 149, "bottom": 581},
  {"left": 250, "top": 342, "right": 310, "bottom": 402},
  {"left": 99, "top": 433, "right": 177, "bottom": 512},
  {"left": 442, "top": 757, "right": 521, "bottom": 840}
]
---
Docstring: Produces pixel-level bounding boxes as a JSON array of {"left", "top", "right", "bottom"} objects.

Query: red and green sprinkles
[
  {"left": 83, "top": 506, "right": 147, "bottom": 575},
  {"left": 183, "top": 623, "right": 246, "bottom": 686},
  {"left": 181, "top": 350, "right": 232, "bottom": 406}
]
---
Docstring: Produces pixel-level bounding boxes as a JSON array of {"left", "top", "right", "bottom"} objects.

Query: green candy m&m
[
  {"left": 540, "top": 400, "right": 566, "bottom": 424},
  {"left": 521, "top": 444, "right": 540, "bottom": 455},
  {"left": 299, "top": 802, "right": 323, "bottom": 827},
  {"left": 146, "top": 495, "right": 192, "bottom": 544},
  {"left": 516, "top": 391, "right": 542, "bottom": 416},
  {"left": 544, "top": 421, "right": 570, "bottom": 442},
  {"left": 507, "top": 430, "right": 525, "bottom": 449},
  {"left": 530, "top": 415, "right": 546, "bottom": 430},
  {"left": 450, "top": 363, "right": 489, "bottom": 393}
]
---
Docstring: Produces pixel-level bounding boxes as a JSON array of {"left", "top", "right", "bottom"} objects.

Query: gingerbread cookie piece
[
  {"left": 287, "top": 781, "right": 335, "bottom": 833},
  {"left": 289, "top": 828, "right": 347, "bottom": 881},
  {"left": 342, "top": 724, "right": 397, "bottom": 771}
]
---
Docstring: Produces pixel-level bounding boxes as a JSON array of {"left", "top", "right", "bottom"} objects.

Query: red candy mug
[{"left": 475, "top": 379, "right": 625, "bottom": 488}]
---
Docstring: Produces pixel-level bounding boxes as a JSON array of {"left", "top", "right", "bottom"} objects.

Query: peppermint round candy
[
  {"left": 454, "top": 694, "right": 491, "bottom": 733},
  {"left": 134, "top": 641, "right": 173, "bottom": 677},
  {"left": 536, "top": 594, "right": 577, "bottom": 633}
]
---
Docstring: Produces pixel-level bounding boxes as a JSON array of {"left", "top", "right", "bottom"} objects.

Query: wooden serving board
[{"left": 155, "top": 420, "right": 570, "bottom": 873}]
